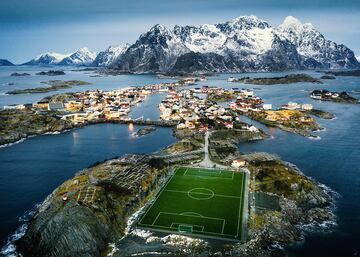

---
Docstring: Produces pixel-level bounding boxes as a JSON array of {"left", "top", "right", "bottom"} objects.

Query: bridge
[
  {"left": 120, "top": 118, "right": 178, "bottom": 127},
  {"left": 85, "top": 117, "right": 178, "bottom": 127}
]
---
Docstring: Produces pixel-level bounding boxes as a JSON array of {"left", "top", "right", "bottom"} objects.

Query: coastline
[
  {"left": 6, "top": 126, "right": 336, "bottom": 257},
  {"left": 2, "top": 68, "right": 359, "bottom": 257},
  {"left": 0, "top": 115, "right": 176, "bottom": 148}
]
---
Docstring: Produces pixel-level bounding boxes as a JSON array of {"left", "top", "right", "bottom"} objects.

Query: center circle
[{"left": 187, "top": 188, "right": 214, "bottom": 200}]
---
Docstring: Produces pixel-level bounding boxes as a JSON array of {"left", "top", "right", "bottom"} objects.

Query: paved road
[{"left": 197, "top": 131, "right": 227, "bottom": 169}]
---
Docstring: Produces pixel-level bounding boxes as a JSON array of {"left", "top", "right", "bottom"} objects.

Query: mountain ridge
[
  {"left": 110, "top": 15, "right": 359, "bottom": 72},
  {"left": 11, "top": 15, "right": 360, "bottom": 72}
]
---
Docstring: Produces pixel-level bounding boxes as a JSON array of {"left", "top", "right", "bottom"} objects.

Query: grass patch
[{"left": 137, "top": 167, "right": 247, "bottom": 241}]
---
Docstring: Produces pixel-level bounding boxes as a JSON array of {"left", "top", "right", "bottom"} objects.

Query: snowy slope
[
  {"left": 113, "top": 24, "right": 189, "bottom": 72},
  {"left": 21, "top": 15, "right": 360, "bottom": 71},
  {"left": 92, "top": 44, "right": 130, "bottom": 66},
  {"left": 22, "top": 52, "right": 69, "bottom": 65},
  {"left": 277, "top": 16, "right": 359, "bottom": 69},
  {"left": 58, "top": 47, "right": 96, "bottom": 66},
  {"left": 110, "top": 15, "right": 359, "bottom": 72}
]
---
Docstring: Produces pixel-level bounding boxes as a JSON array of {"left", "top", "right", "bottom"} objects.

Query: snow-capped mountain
[
  {"left": 356, "top": 55, "right": 360, "bottom": 62},
  {"left": 112, "top": 24, "right": 189, "bottom": 72},
  {"left": 277, "top": 16, "right": 358, "bottom": 69},
  {"left": 110, "top": 15, "right": 359, "bottom": 72},
  {"left": 22, "top": 52, "right": 69, "bottom": 65},
  {"left": 58, "top": 47, "right": 96, "bottom": 66},
  {"left": 19, "top": 16, "right": 359, "bottom": 72},
  {"left": 92, "top": 44, "right": 130, "bottom": 67}
]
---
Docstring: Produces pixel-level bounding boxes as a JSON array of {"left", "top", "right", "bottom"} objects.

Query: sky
[{"left": 0, "top": 0, "right": 359, "bottom": 64}]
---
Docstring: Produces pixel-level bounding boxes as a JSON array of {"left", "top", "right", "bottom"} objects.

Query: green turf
[{"left": 137, "top": 167, "right": 246, "bottom": 240}]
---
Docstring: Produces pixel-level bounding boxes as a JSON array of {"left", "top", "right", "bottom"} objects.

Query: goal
[{"left": 178, "top": 225, "right": 193, "bottom": 233}]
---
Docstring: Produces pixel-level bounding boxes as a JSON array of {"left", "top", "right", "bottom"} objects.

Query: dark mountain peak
[
  {"left": 0, "top": 59, "right": 15, "bottom": 66},
  {"left": 106, "top": 15, "right": 360, "bottom": 72}
]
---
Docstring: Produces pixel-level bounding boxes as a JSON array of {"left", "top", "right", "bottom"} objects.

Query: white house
[
  {"left": 263, "top": 104, "right": 273, "bottom": 110},
  {"left": 231, "top": 159, "right": 247, "bottom": 168},
  {"left": 301, "top": 104, "right": 313, "bottom": 110}
]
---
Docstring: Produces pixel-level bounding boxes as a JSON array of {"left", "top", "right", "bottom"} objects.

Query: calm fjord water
[{"left": 0, "top": 67, "right": 359, "bottom": 256}]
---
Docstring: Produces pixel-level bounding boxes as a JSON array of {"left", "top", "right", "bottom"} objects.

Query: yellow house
[
  {"left": 33, "top": 101, "right": 49, "bottom": 109},
  {"left": 265, "top": 113, "right": 278, "bottom": 121}
]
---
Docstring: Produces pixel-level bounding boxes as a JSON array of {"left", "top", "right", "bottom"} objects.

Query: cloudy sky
[{"left": 0, "top": 0, "right": 359, "bottom": 63}]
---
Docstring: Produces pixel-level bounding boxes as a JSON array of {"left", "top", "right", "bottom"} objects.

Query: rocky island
[
  {"left": 36, "top": 70, "right": 66, "bottom": 76},
  {"left": 324, "top": 70, "right": 360, "bottom": 77},
  {"left": 0, "top": 109, "right": 75, "bottom": 146},
  {"left": 244, "top": 109, "right": 322, "bottom": 138},
  {"left": 320, "top": 75, "right": 336, "bottom": 80},
  {"left": 10, "top": 72, "right": 30, "bottom": 77},
  {"left": 228, "top": 74, "right": 322, "bottom": 85},
  {"left": 6, "top": 80, "right": 91, "bottom": 94},
  {"left": 302, "top": 108, "right": 335, "bottom": 119},
  {"left": 135, "top": 126, "right": 156, "bottom": 137},
  {"left": 310, "top": 90, "right": 359, "bottom": 104},
  {"left": 14, "top": 125, "right": 335, "bottom": 257},
  {"left": 0, "top": 76, "right": 337, "bottom": 257}
]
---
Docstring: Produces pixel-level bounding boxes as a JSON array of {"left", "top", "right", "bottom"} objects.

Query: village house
[
  {"left": 3, "top": 104, "right": 26, "bottom": 110},
  {"left": 48, "top": 102, "right": 64, "bottom": 111},
  {"left": 33, "top": 100, "right": 49, "bottom": 109},
  {"left": 263, "top": 104, "right": 273, "bottom": 110},
  {"left": 282, "top": 102, "right": 301, "bottom": 110},
  {"left": 301, "top": 104, "right": 313, "bottom": 110},
  {"left": 231, "top": 158, "right": 247, "bottom": 168}
]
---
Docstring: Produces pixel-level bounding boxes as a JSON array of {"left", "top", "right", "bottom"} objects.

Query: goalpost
[{"left": 178, "top": 224, "right": 193, "bottom": 233}]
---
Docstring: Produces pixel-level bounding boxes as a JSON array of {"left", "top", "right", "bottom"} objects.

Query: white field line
[
  {"left": 144, "top": 223, "right": 236, "bottom": 238},
  {"left": 183, "top": 167, "right": 189, "bottom": 176},
  {"left": 181, "top": 166, "right": 237, "bottom": 180},
  {"left": 139, "top": 167, "right": 244, "bottom": 239},
  {"left": 170, "top": 223, "right": 204, "bottom": 232},
  {"left": 159, "top": 211, "right": 225, "bottom": 222},
  {"left": 138, "top": 168, "right": 177, "bottom": 225},
  {"left": 222, "top": 220, "right": 226, "bottom": 234},
  {"left": 164, "top": 189, "right": 240, "bottom": 199},
  {"left": 183, "top": 168, "right": 234, "bottom": 180},
  {"left": 236, "top": 173, "right": 245, "bottom": 238},
  {"left": 153, "top": 211, "right": 226, "bottom": 235},
  {"left": 152, "top": 212, "right": 162, "bottom": 225}
]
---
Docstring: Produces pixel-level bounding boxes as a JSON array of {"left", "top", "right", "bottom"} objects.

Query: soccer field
[{"left": 137, "top": 166, "right": 247, "bottom": 241}]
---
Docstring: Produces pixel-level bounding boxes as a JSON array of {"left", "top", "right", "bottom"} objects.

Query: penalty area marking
[
  {"left": 144, "top": 211, "right": 238, "bottom": 237},
  {"left": 183, "top": 167, "right": 235, "bottom": 180}
]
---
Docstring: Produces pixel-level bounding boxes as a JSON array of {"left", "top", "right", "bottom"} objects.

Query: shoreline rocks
[
  {"left": 10, "top": 72, "right": 30, "bottom": 77},
  {"left": 324, "top": 70, "right": 360, "bottom": 77},
  {"left": 244, "top": 110, "right": 322, "bottom": 138},
  {"left": 228, "top": 74, "right": 322, "bottom": 85},
  {"left": 11, "top": 126, "right": 335, "bottom": 257},
  {"left": 302, "top": 109, "right": 335, "bottom": 119},
  {"left": 36, "top": 70, "right": 66, "bottom": 76},
  {"left": 320, "top": 75, "right": 336, "bottom": 80},
  {"left": 136, "top": 126, "right": 156, "bottom": 137},
  {"left": 0, "top": 109, "right": 76, "bottom": 146},
  {"left": 310, "top": 89, "right": 359, "bottom": 104},
  {"left": 6, "top": 80, "right": 90, "bottom": 95}
]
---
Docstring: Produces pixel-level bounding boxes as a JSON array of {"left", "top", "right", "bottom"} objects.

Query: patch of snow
[
  {"left": 279, "top": 16, "right": 303, "bottom": 29},
  {"left": 59, "top": 47, "right": 96, "bottom": 65},
  {"left": 106, "top": 243, "right": 119, "bottom": 257}
]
